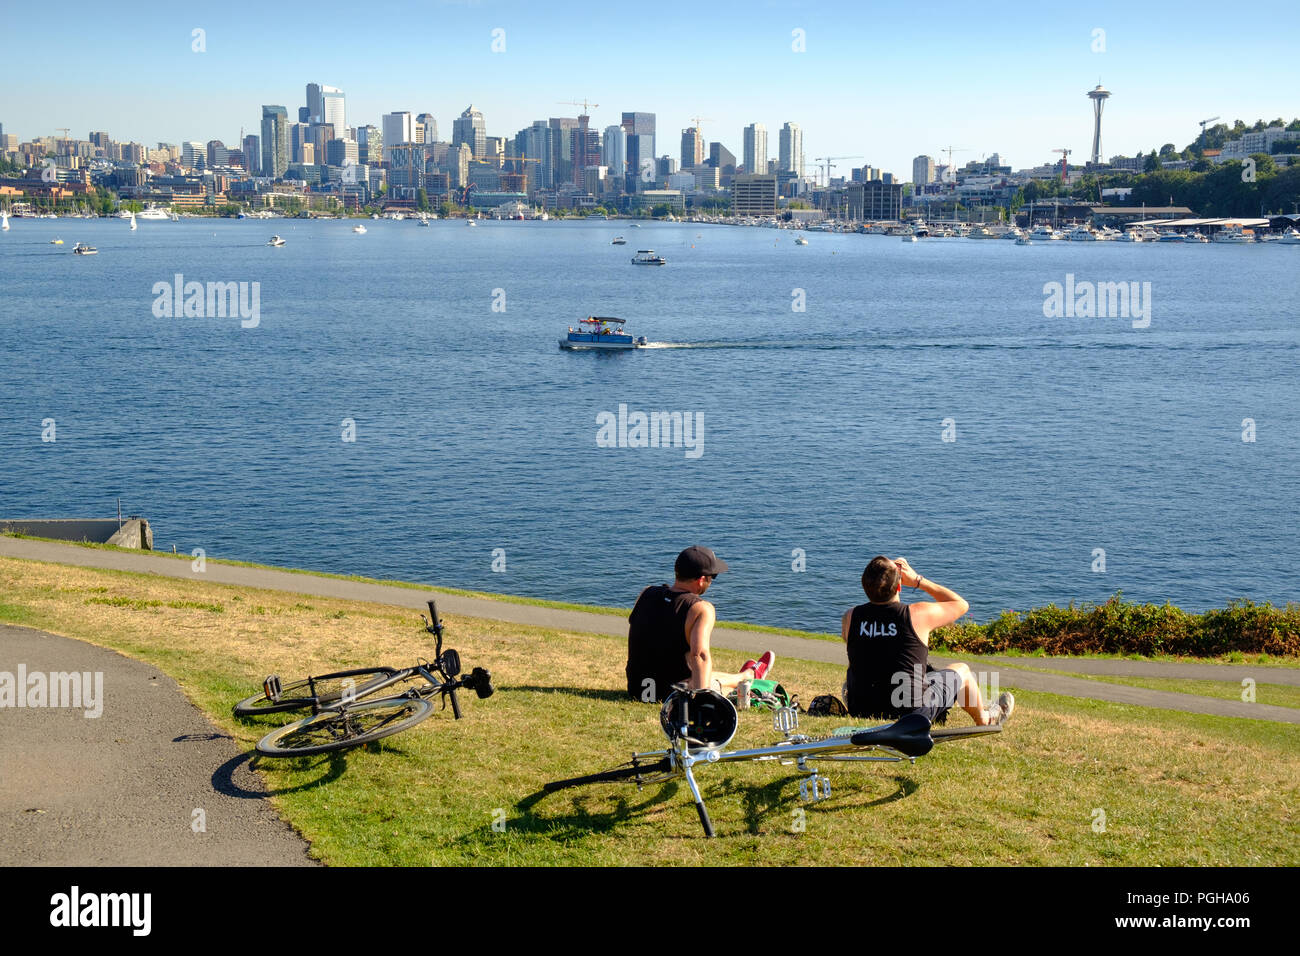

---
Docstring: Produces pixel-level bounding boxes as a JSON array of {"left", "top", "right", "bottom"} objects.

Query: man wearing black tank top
[
  {"left": 626, "top": 546, "right": 776, "bottom": 702},
  {"left": 841, "top": 556, "right": 1014, "bottom": 726}
]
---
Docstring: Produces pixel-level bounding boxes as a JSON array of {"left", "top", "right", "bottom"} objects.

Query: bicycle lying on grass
[
  {"left": 543, "top": 686, "right": 1002, "bottom": 837},
  {"left": 233, "top": 600, "right": 494, "bottom": 757}
]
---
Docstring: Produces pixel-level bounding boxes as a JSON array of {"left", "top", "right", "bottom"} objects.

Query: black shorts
[{"left": 915, "top": 665, "right": 961, "bottom": 724}]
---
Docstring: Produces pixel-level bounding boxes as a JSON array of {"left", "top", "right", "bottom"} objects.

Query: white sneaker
[{"left": 985, "top": 692, "right": 1015, "bottom": 725}]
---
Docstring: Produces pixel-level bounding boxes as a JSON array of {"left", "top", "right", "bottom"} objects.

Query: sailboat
[
  {"left": 129, "top": 211, "right": 138, "bottom": 231},
  {"left": 1, "top": 210, "right": 9, "bottom": 231}
]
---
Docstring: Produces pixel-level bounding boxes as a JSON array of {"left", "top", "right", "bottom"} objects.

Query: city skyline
[{"left": 4, "top": 1, "right": 1298, "bottom": 180}]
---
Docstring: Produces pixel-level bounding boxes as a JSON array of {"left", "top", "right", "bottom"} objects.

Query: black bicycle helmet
[{"left": 660, "top": 687, "right": 738, "bottom": 751}]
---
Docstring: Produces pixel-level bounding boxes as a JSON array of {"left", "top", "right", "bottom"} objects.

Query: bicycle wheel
[
  {"left": 234, "top": 668, "right": 399, "bottom": 717},
  {"left": 543, "top": 756, "right": 673, "bottom": 792},
  {"left": 256, "top": 696, "right": 434, "bottom": 757}
]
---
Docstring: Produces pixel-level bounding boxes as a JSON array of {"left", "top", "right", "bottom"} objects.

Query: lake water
[{"left": 2, "top": 216, "right": 1298, "bottom": 631}]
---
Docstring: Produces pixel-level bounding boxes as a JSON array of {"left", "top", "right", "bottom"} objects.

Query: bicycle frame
[{"left": 623, "top": 704, "right": 1000, "bottom": 837}]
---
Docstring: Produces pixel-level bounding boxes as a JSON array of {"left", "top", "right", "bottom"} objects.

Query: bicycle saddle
[{"left": 848, "top": 712, "right": 934, "bottom": 757}]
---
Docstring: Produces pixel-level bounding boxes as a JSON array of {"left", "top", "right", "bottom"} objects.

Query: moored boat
[{"left": 631, "top": 249, "right": 666, "bottom": 265}]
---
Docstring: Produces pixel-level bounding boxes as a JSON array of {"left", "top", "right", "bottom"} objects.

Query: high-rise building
[
  {"left": 453, "top": 105, "right": 486, "bottom": 159},
  {"left": 206, "top": 140, "right": 229, "bottom": 167},
  {"left": 517, "top": 120, "right": 553, "bottom": 190},
  {"left": 382, "top": 112, "right": 413, "bottom": 162},
  {"left": 321, "top": 86, "right": 345, "bottom": 136},
  {"left": 778, "top": 123, "right": 803, "bottom": 178},
  {"left": 681, "top": 126, "right": 704, "bottom": 171},
  {"left": 732, "top": 173, "right": 778, "bottom": 215},
  {"left": 743, "top": 124, "right": 768, "bottom": 175},
  {"left": 621, "top": 112, "right": 656, "bottom": 190},
  {"left": 415, "top": 113, "right": 438, "bottom": 145},
  {"left": 356, "top": 126, "right": 381, "bottom": 165},
  {"left": 243, "top": 134, "right": 261, "bottom": 175},
  {"left": 261, "top": 105, "right": 289, "bottom": 179},
  {"left": 326, "top": 138, "right": 359, "bottom": 167},
  {"left": 571, "top": 115, "right": 599, "bottom": 185},
  {"left": 709, "top": 142, "right": 736, "bottom": 171},
  {"left": 912, "top": 155, "right": 935, "bottom": 185},
  {"left": 306, "top": 84, "right": 323, "bottom": 123},
  {"left": 181, "top": 141, "right": 206, "bottom": 169},
  {"left": 549, "top": 117, "right": 578, "bottom": 189},
  {"left": 602, "top": 125, "right": 626, "bottom": 176}
]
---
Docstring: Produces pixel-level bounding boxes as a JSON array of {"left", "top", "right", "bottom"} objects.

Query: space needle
[{"left": 1088, "top": 83, "right": 1111, "bottom": 164}]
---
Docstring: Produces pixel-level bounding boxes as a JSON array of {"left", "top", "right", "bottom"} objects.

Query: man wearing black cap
[{"left": 626, "top": 546, "right": 775, "bottom": 703}]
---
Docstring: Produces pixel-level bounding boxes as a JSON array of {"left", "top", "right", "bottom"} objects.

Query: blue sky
[{"left": 4, "top": 0, "right": 1297, "bottom": 177}]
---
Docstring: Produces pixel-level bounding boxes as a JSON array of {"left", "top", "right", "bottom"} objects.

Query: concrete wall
[{"left": 1, "top": 518, "right": 152, "bottom": 550}]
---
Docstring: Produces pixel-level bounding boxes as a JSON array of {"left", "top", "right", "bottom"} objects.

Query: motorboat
[
  {"left": 794, "top": 234, "right": 808, "bottom": 245},
  {"left": 559, "top": 316, "right": 648, "bottom": 350},
  {"left": 353, "top": 224, "right": 367, "bottom": 234},
  {"left": 1156, "top": 230, "right": 1185, "bottom": 242},
  {"left": 1027, "top": 225, "right": 1060, "bottom": 241},
  {"left": 1066, "top": 225, "right": 1097, "bottom": 241},
  {"left": 466, "top": 219, "right": 476, "bottom": 226},
  {"left": 611, "top": 236, "right": 627, "bottom": 245},
  {"left": 137, "top": 206, "right": 169, "bottom": 220},
  {"left": 1212, "top": 225, "right": 1252, "bottom": 243},
  {"left": 417, "top": 218, "right": 430, "bottom": 227},
  {"left": 1278, "top": 227, "right": 1300, "bottom": 245},
  {"left": 267, "top": 235, "right": 285, "bottom": 246},
  {"left": 50, "top": 238, "right": 64, "bottom": 244},
  {"left": 1183, "top": 231, "right": 1208, "bottom": 243},
  {"left": 631, "top": 249, "right": 666, "bottom": 265},
  {"left": 72, "top": 242, "right": 98, "bottom": 255}
]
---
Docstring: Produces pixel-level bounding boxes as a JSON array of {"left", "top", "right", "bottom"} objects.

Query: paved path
[
  {"left": 2, "top": 537, "right": 1298, "bottom": 725},
  {"left": 0, "top": 624, "right": 317, "bottom": 866}
]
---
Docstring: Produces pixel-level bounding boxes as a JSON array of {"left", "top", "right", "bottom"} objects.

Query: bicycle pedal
[
  {"left": 263, "top": 675, "right": 282, "bottom": 702},
  {"left": 799, "top": 775, "right": 831, "bottom": 803}
]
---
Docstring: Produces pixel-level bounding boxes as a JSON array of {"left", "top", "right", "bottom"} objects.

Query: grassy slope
[{"left": 1, "top": 555, "right": 1296, "bottom": 866}]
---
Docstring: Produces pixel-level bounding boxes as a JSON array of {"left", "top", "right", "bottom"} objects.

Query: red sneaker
[{"left": 742, "top": 651, "right": 775, "bottom": 681}]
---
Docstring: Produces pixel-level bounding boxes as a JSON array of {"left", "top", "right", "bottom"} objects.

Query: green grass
[{"left": 1, "top": 555, "right": 1297, "bottom": 866}]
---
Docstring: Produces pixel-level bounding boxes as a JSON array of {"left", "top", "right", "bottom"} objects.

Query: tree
[
  {"left": 1144, "top": 153, "right": 1162, "bottom": 172},
  {"left": 416, "top": 188, "right": 429, "bottom": 211},
  {"left": 1158, "top": 143, "right": 1177, "bottom": 158},
  {"left": 650, "top": 203, "right": 671, "bottom": 217}
]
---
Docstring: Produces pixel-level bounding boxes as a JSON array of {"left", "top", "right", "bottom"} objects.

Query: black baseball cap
[{"left": 675, "top": 546, "right": 729, "bottom": 579}]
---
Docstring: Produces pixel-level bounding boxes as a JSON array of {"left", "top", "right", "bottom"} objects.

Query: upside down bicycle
[
  {"left": 544, "top": 685, "right": 1003, "bottom": 837},
  {"left": 233, "top": 600, "right": 494, "bottom": 757}
]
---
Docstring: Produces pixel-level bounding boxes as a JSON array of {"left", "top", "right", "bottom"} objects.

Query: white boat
[
  {"left": 1278, "top": 227, "right": 1300, "bottom": 245},
  {"left": 1, "top": 211, "right": 8, "bottom": 231},
  {"left": 417, "top": 218, "right": 430, "bottom": 227},
  {"left": 72, "top": 242, "right": 98, "bottom": 255},
  {"left": 1015, "top": 233, "right": 1033, "bottom": 245},
  {"left": 137, "top": 206, "right": 169, "bottom": 220},
  {"left": 560, "top": 316, "right": 647, "bottom": 350},
  {"left": 129, "top": 212, "right": 137, "bottom": 231},
  {"left": 267, "top": 235, "right": 285, "bottom": 247},
  {"left": 968, "top": 226, "right": 997, "bottom": 239},
  {"left": 1212, "top": 225, "right": 1252, "bottom": 243},
  {"left": 1065, "top": 225, "right": 1097, "bottom": 241},
  {"left": 1183, "top": 230, "right": 1208, "bottom": 243},
  {"left": 794, "top": 234, "right": 808, "bottom": 245},
  {"left": 466, "top": 219, "right": 476, "bottom": 227},
  {"left": 353, "top": 224, "right": 367, "bottom": 234},
  {"left": 1028, "top": 225, "right": 1060, "bottom": 241},
  {"left": 1156, "top": 230, "right": 1184, "bottom": 242},
  {"left": 632, "top": 249, "right": 666, "bottom": 265},
  {"left": 171, "top": 212, "right": 180, "bottom": 222},
  {"left": 611, "top": 236, "right": 627, "bottom": 245}
]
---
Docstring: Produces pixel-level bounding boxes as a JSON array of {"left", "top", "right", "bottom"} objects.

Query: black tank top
[
  {"left": 626, "top": 585, "right": 700, "bottom": 701},
  {"left": 845, "top": 601, "right": 928, "bottom": 718}
]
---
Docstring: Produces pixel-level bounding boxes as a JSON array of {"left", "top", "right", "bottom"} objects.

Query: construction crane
[
  {"left": 1198, "top": 115, "right": 1221, "bottom": 146},
  {"left": 1052, "top": 148, "right": 1071, "bottom": 181},
  {"left": 936, "top": 145, "right": 967, "bottom": 182},
  {"left": 813, "top": 155, "right": 862, "bottom": 187},
  {"left": 558, "top": 100, "right": 600, "bottom": 116}
]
